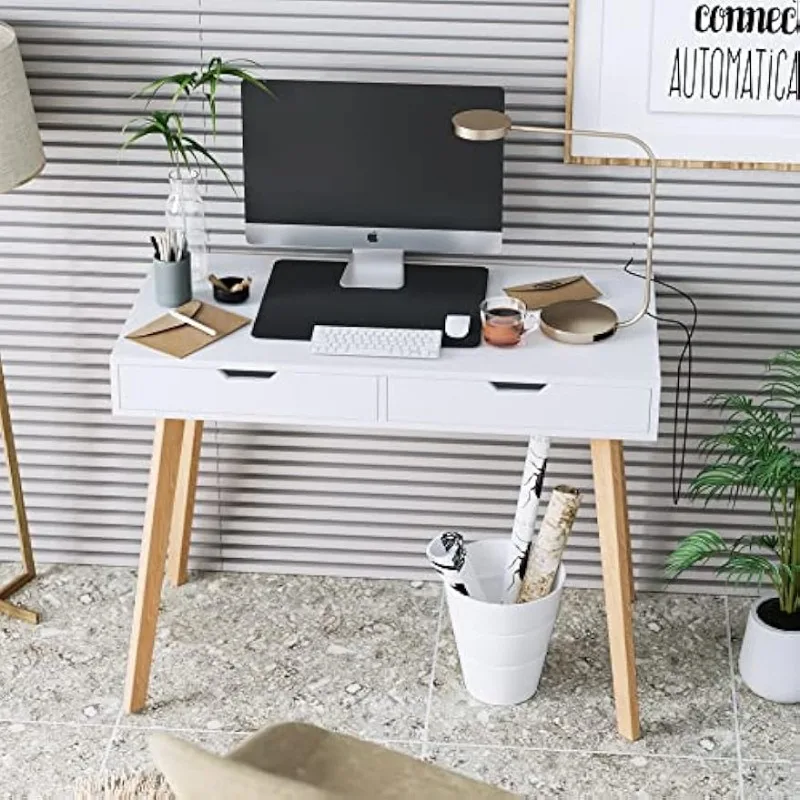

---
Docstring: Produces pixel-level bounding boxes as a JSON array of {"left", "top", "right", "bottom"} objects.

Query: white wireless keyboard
[{"left": 311, "top": 325, "right": 442, "bottom": 359}]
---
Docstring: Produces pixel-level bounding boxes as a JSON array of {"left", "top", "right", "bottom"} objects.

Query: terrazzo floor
[{"left": 0, "top": 565, "right": 796, "bottom": 799}]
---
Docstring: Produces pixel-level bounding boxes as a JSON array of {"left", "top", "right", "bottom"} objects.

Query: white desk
[{"left": 110, "top": 256, "right": 660, "bottom": 741}]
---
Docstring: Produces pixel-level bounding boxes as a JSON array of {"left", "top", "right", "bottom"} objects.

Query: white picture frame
[{"left": 566, "top": 0, "right": 800, "bottom": 170}]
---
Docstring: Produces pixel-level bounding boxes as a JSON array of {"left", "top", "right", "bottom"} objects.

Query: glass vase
[{"left": 165, "top": 168, "right": 208, "bottom": 285}]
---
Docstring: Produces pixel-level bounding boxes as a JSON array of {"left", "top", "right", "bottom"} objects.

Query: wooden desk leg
[
  {"left": 590, "top": 439, "right": 641, "bottom": 742},
  {"left": 124, "top": 418, "right": 185, "bottom": 714},
  {"left": 167, "top": 420, "right": 204, "bottom": 587}
]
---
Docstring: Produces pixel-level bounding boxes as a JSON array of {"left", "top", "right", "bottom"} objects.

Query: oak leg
[
  {"left": 124, "top": 419, "right": 186, "bottom": 713},
  {"left": 167, "top": 420, "right": 204, "bottom": 587},
  {"left": 0, "top": 357, "right": 39, "bottom": 624},
  {"left": 590, "top": 439, "right": 641, "bottom": 741}
]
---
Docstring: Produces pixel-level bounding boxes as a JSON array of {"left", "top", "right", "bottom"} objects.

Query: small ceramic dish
[{"left": 212, "top": 276, "right": 250, "bottom": 304}]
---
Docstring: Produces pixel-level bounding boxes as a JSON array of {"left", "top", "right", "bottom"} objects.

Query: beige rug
[{"left": 73, "top": 772, "right": 174, "bottom": 800}]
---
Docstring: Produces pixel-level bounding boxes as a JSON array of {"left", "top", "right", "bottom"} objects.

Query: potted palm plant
[
  {"left": 121, "top": 57, "right": 270, "bottom": 281},
  {"left": 667, "top": 348, "right": 799, "bottom": 703}
]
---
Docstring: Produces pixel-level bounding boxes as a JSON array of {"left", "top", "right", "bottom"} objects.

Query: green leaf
[
  {"left": 222, "top": 66, "right": 274, "bottom": 98},
  {"left": 133, "top": 72, "right": 198, "bottom": 104},
  {"left": 196, "top": 57, "right": 274, "bottom": 97},
  {"left": 182, "top": 134, "right": 236, "bottom": 192},
  {"left": 765, "top": 349, "right": 800, "bottom": 420},
  {"left": 666, "top": 530, "right": 729, "bottom": 578},
  {"left": 743, "top": 535, "right": 781, "bottom": 555},
  {"left": 120, "top": 128, "right": 157, "bottom": 156},
  {"left": 716, "top": 553, "right": 779, "bottom": 587},
  {"left": 205, "top": 78, "right": 218, "bottom": 136},
  {"left": 184, "top": 57, "right": 272, "bottom": 139},
  {"left": 194, "top": 56, "right": 222, "bottom": 94},
  {"left": 120, "top": 110, "right": 188, "bottom": 169}
]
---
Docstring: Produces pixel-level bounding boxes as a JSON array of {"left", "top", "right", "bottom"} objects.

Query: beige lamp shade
[{"left": 0, "top": 22, "right": 45, "bottom": 194}]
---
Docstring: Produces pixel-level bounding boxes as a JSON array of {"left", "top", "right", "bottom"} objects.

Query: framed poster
[{"left": 566, "top": 0, "right": 800, "bottom": 169}]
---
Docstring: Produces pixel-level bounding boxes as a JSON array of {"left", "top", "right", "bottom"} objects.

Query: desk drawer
[
  {"left": 387, "top": 378, "right": 651, "bottom": 437},
  {"left": 117, "top": 365, "right": 378, "bottom": 423}
]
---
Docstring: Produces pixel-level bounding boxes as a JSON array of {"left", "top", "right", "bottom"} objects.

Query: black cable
[{"left": 623, "top": 258, "right": 697, "bottom": 504}]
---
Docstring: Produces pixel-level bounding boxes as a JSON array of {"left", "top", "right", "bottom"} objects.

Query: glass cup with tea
[{"left": 480, "top": 296, "right": 538, "bottom": 347}]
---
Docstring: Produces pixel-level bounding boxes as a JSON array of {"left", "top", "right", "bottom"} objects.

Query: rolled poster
[
  {"left": 426, "top": 531, "right": 486, "bottom": 601},
  {"left": 505, "top": 436, "right": 550, "bottom": 598},
  {"left": 517, "top": 485, "right": 581, "bottom": 604}
]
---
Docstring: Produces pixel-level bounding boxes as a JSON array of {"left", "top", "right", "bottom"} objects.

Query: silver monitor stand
[{"left": 339, "top": 248, "right": 406, "bottom": 290}]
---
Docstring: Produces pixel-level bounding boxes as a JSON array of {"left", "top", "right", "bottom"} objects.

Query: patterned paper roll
[
  {"left": 426, "top": 531, "right": 486, "bottom": 601},
  {"left": 505, "top": 436, "right": 550, "bottom": 598},
  {"left": 517, "top": 485, "right": 581, "bottom": 604}
]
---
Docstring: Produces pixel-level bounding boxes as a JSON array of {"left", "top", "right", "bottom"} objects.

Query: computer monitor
[{"left": 242, "top": 79, "right": 504, "bottom": 289}]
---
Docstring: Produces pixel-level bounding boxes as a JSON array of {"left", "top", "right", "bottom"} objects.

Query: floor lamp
[{"left": 0, "top": 22, "right": 46, "bottom": 625}]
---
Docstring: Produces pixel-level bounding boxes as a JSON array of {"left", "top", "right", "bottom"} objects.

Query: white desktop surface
[{"left": 111, "top": 255, "right": 661, "bottom": 441}]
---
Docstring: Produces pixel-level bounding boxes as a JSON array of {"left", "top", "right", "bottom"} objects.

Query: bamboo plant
[
  {"left": 121, "top": 56, "right": 271, "bottom": 191},
  {"left": 667, "top": 349, "right": 799, "bottom": 618}
]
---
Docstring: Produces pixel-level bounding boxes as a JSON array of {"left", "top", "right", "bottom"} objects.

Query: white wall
[{"left": 0, "top": 0, "right": 797, "bottom": 592}]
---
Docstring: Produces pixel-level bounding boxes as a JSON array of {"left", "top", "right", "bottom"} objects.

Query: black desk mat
[{"left": 252, "top": 259, "right": 488, "bottom": 348}]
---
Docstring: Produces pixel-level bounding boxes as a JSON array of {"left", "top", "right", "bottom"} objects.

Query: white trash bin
[{"left": 444, "top": 539, "right": 566, "bottom": 706}]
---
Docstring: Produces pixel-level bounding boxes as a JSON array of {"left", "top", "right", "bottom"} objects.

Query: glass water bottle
[{"left": 165, "top": 168, "right": 208, "bottom": 284}]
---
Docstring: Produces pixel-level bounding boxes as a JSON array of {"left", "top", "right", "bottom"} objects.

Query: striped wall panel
[{"left": 0, "top": 0, "right": 797, "bottom": 594}]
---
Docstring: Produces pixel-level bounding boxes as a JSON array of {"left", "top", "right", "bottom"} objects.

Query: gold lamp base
[{"left": 540, "top": 300, "right": 619, "bottom": 345}]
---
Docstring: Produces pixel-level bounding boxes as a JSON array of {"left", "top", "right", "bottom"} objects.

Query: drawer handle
[
  {"left": 220, "top": 369, "right": 277, "bottom": 380},
  {"left": 490, "top": 382, "right": 548, "bottom": 392}
]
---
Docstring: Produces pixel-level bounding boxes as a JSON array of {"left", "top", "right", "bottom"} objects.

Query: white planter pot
[
  {"left": 444, "top": 539, "right": 565, "bottom": 706},
  {"left": 738, "top": 596, "right": 800, "bottom": 704}
]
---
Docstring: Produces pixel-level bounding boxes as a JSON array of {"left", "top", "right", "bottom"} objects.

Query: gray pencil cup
[{"left": 153, "top": 255, "right": 192, "bottom": 308}]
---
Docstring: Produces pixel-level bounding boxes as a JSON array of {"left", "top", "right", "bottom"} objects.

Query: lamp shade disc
[{"left": 452, "top": 109, "right": 512, "bottom": 142}]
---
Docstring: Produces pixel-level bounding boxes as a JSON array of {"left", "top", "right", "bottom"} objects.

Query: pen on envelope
[
  {"left": 516, "top": 276, "right": 582, "bottom": 292},
  {"left": 168, "top": 309, "right": 217, "bottom": 337}
]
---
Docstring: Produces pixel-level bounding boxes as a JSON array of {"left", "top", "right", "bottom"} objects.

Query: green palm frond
[
  {"left": 691, "top": 387, "right": 800, "bottom": 508},
  {"left": 717, "top": 552, "right": 781, "bottom": 592},
  {"left": 739, "top": 534, "right": 781, "bottom": 555},
  {"left": 666, "top": 530, "right": 728, "bottom": 577},
  {"left": 667, "top": 531, "right": 785, "bottom": 595},
  {"left": 670, "top": 349, "right": 799, "bottom": 616},
  {"left": 765, "top": 349, "right": 800, "bottom": 420},
  {"left": 776, "top": 561, "right": 800, "bottom": 586}
]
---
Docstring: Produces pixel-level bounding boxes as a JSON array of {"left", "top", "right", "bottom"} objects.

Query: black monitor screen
[{"left": 242, "top": 80, "right": 504, "bottom": 233}]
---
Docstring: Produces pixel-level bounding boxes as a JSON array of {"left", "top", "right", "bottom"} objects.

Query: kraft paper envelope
[
  {"left": 126, "top": 300, "right": 250, "bottom": 359},
  {"left": 504, "top": 275, "right": 601, "bottom": 311}
]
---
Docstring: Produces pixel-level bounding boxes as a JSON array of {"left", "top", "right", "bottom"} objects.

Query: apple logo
[{"left": 367, "top": 231, "right": 378, "bottom": 243}]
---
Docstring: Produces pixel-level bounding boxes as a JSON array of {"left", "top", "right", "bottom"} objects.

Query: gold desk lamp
[
  {"left": 452, "top": 109, "right": 657, "bottom": 344},
  {"left": 0, "top": 22, "right": 46, "bottom": 624}
]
